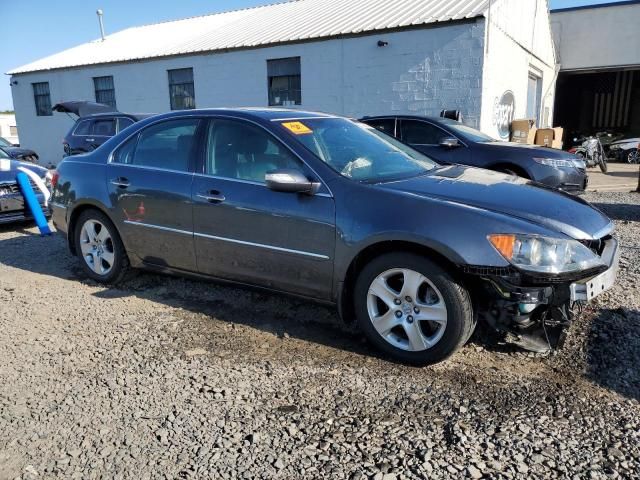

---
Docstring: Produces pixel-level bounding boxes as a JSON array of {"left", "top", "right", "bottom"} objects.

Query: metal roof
[{"left": 8, "top": 0, "right": 489, "bottom": 75}]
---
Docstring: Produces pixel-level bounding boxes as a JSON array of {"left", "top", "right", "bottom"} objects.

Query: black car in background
[
  {"left": 361, "top": 115, "right": 588, "bottom": 192},
  {"left": 0, "top": 136, "right": 39, "bottom": 163},
  {"left": 50, "top": 108, "right": 618, "bottom": 365},
  {"left": 54, "top": 101, "right": 152, "bottom": 156}
]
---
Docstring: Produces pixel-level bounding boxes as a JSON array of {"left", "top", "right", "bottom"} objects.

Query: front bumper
[
  {"left": 469, "top": 236, "right": 618, "bottom": 352},
  {"left": 0, "top": 192, "right": 49, "bottom": 224},
  {"left": 532, "top": 164, "right": 588, "bottom": 192},
  {"left": 570, "top": 238, "right": 620, "bottom": 301}
]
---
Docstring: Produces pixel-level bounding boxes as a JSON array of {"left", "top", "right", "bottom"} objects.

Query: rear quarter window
[{"left": 73, "top": 120, "right": 91, "bottom": 136}]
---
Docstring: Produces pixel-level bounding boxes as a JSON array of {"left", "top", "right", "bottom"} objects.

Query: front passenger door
[
  {"left": 192, "top": 118, "right": 336, "bottom": 300},
  {"left": 399, "top": 119, "right": 470, "bottom": 165}
]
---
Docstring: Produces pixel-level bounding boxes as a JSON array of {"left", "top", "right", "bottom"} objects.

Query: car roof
[
  {"left": 128, "top": 108, "right": 340, "bottom": 123},
  {"left": 81, "top": 112, "right": 155, "bottom": 121},
  {"left": 361, "top": 114, "right": 445, "bottom": 123}
]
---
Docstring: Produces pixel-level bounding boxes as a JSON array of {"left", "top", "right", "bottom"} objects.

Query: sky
[{"left": 0, "top": 0, "right": 620, "bottom": 110}]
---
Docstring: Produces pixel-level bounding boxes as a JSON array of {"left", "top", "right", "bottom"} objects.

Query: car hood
[
  {"left": 0, "top": 158, "right": 47, "bottom": 182},
  {"left": 1, "top": 146, "right": 37, "bottom": 158},
  {"left": 378, "top": 165, "right": 612, "bottom": 240},
  {"left": 475, "top": 141, "right": 577, "bottom": 159}
]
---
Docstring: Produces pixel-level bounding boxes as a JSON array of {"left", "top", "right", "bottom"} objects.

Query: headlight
[
  {"left": 571, "top": 157, "right": 586, "bottom": 169},
  {"left": 533, "top": 157, "right": 575, "bottom": 169},
  {"left": 488, "top": 234, "right": 605, "bottom": 274}
]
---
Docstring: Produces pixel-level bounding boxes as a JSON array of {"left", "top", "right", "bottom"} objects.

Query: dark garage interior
[{"left": 554, "top": 68, "right": 640, "bottom": 147}]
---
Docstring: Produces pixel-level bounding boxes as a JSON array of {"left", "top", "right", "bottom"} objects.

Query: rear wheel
[
  {"left": 354, "top": 253, "right": 474, "bottom": 366},
  {"left": 74, "top": 209, "right": 129, "bottom": 284}
]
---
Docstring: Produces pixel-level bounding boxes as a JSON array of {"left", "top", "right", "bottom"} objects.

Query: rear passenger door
[
  {"left": 107, "top": 117, "right": 202, "bottom": 271},
  {"left": 399, "top": 119, "right": 470, "bottom": 165}
]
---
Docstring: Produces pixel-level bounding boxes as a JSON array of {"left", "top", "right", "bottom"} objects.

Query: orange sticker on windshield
[{"left": 282, "top": 121, "right": 312, "bottom": 135}]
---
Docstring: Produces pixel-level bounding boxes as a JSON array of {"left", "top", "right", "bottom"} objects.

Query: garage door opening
[{"left": 553, "top": 68, "right": 640, "bottom": 147}]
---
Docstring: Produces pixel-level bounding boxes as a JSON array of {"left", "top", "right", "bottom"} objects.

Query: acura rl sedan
[
  {"left": 49, "top": 109, "right": 619, "bottom": 365},
  {"left": 360, "top": 115, "right": 588, "bottom": 192}
]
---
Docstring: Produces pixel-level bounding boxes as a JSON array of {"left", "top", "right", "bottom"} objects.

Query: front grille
[{"left": 0, "top": 180, "right": 39, "bottom": 197}]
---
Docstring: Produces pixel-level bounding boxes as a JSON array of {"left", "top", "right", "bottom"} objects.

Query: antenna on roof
[{"left": 96, "top": 9, "right": 106, "bottom": 41}]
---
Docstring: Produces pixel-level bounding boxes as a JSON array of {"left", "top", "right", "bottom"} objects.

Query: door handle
[
  {"left": 110, "top": 177, "right": 130, "bottom": 188},
  {"left": 197, "top": 190, "right": 225, "bottom": 203},
  {"left": 85, "top": 138, "right": 95, "bottom": 142}
]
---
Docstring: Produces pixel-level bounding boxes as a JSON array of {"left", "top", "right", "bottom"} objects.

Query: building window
[
  {"left": 9, "top": 126, "right": 18, "bottom": 137},
  {"left": 94, "top": 76, "right": 116, "bottom": 108},
  {"left": 32, "top": 82, "right": 52, "bottom": 116},
  {"left": 267, "top": 57, "right": 301, "bottom": 106},
  {"left": 168, "top": 68, "right": 195, "bottom": 110}
]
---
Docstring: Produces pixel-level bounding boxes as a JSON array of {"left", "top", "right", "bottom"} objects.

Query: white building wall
[
  {"left": 0, "top": 114, "right": 19, "bottom": 145},
  {"left": 11, "top": 23, "right": 485, "bottom": 167},
  {"left": 551, "top": 2, "right": 640, "bottom": 71},
  {"left": 480, "top": 0, "right": 558, "bottom": 139}
]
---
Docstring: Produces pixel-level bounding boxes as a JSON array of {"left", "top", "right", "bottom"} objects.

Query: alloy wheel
[
  {"left": 366, "top": 268, "right": 447, "bottom": 352},
  {"left": 79, "top": 219, "right": 115, "bottom": 276}
]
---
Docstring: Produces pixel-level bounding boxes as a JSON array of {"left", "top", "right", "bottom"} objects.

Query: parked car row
[{"left": 47, "top": 108, "right": 620, "bottom": 365}]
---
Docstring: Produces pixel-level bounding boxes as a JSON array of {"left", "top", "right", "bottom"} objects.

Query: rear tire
[
  {"left": 74, "top": 209, "right": 129, "bottom": 284},
  {"left": 354, "top": 253, "right": 474, "bottom": 366}
]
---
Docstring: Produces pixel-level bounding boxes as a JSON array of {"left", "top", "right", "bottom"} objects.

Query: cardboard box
[
  {"left": 551, "top": 127, "right": 564, "bottom": 149},
  {"left": 510, "top": 119, "right": 536, "bottom": 144},
  {"left": 534, "top": 128, "right": 555, "bottom": 147}
]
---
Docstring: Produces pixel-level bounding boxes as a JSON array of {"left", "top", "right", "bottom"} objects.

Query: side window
[
  {"left": 113, "top": 119, "right": 199, "bottom": 171},
  {"left": 117, "top": 117, "right": 134, "bottom": 132},
  {"left": 92, "top": 119, "right": 116, "bottom": 137},
  {"left": 364, "top": 119, "right": 396, "bottom": 137},
  {"left": 401, "top": 120, "right": 447, "bottom": 145},
  {"left": 73, "top": 120, "right": 91, "bottom": 136},
  {"left": 112, "top": 135, "right": 137, "bottom": 165},
  {"left": 205, "top": 119, "right": 301, "bottom": 183}
]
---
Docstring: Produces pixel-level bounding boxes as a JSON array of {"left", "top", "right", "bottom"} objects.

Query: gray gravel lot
[{"left": 0, "top": 191, "right": 638, "bottom": 479}]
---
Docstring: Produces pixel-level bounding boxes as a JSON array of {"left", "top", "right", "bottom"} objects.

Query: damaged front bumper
[{"left": 469, "top": 237, "right": 620, "bottom": 353}]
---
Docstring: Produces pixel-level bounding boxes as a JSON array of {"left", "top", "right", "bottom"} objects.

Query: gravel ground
[{"left": 0, "top": 191, "right": 638, "bottom": 480}]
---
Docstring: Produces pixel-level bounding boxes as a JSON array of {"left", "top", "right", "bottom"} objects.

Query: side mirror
[
  {"left": 265, "top": 169, "right": 320, "bottom": 195},
  {"left": 439, "top": 137, "right": 460, "bottom": 148}
]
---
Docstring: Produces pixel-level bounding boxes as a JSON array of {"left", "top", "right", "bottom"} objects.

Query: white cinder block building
[{"left": 8, "top": 0, "right": 557, "bottom": 167}]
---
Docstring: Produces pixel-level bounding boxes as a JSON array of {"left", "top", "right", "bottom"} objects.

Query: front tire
[
  {"left": 74, "top": 209, "right": 129, "bottom": 284},
  {"left": 626, "top": 149, "right": 640, "bottom": 164},
  {"left": 354, "top": 253, "right": 474, "bottom": 366}
]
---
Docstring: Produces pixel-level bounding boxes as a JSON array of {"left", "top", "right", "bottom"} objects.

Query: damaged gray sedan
[{"left": 49, "top": 109, "right": 619, "bottom": 365}]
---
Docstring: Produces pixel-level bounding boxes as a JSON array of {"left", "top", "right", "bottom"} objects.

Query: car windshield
[
  {"left": 439, "top": 120, "right": 496, "bottom": 143},
  {"left": 0, "top": 137, "right": 11, "bottom": 147},
  {"left": 280, "top": 118, "right": 437, "bottom": 182}
]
